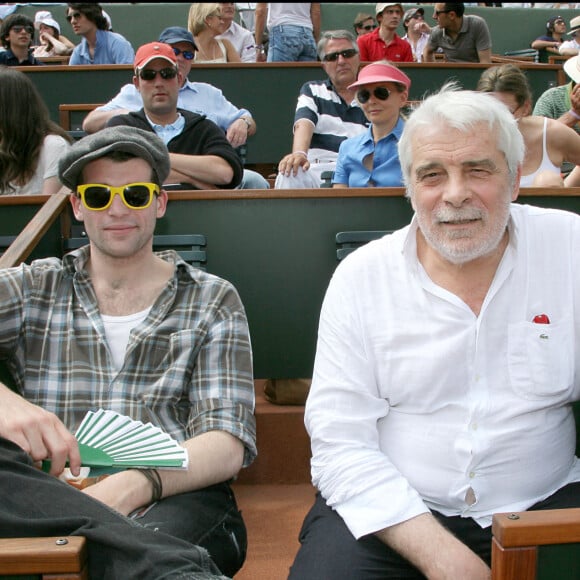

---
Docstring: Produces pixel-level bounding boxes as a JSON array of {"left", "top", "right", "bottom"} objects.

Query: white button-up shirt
[{"left": 306, "top": 203, "right": 580, "bottom": 539}]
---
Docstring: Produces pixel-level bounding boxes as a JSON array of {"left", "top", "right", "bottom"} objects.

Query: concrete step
[
  {"left": 236, "top": 380, "right": 311, "bottom": 485},
  {"left": 233, "top": 483, "right": 315, "bottom": 580}
]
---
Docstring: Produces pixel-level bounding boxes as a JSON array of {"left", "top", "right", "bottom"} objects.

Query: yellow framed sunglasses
[{"left": 76, "top": 183, "right": 160, "bottom": 211}]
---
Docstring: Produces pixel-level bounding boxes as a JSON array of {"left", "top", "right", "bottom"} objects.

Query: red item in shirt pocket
[{"left": 532, "top": 314, "right": 550, "bottom": 324}]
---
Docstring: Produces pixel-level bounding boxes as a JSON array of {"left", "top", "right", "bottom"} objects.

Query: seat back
[
  {"left": 62, "top": 231, "right": 207, "bottom": 269},
  {"left": 0, "top": 236, "right": 16, "bottom": 257},
  {"left": 335, "top": 230, "right": 391, "bottom": 261}
]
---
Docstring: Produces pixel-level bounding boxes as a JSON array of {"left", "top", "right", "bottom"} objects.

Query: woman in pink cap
[{"left": 332, "top": 60, "right": 410, "bottom": 188}]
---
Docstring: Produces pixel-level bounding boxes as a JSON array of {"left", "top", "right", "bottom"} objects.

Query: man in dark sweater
[{"left": 107, "top": 41, "right": 243, "bottom": 190}]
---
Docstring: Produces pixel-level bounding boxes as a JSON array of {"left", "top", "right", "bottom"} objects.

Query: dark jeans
[
  {"left": 289, "top": 483, "right": 580, "bottom": 580},
  {"left": 0, "top": 436, "right": 243, "bottom": 579}
]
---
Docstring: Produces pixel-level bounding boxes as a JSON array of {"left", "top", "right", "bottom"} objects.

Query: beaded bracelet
[
  {"left": 139, "top": 468, "right": 163, "bottom": 504},
  {"left": 569, "top": 109, "right": 580, "bottom": 121}
]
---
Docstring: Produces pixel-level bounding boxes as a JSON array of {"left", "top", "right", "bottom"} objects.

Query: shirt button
[
  {"left": 469, "top": 471, "right": 475, "bottom": 479},
  {"left": 471, "top": 423, "right": 478, "bottom": 431}
]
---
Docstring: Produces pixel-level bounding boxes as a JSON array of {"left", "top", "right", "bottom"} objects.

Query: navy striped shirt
[{"left": 294, "top": 79, "right": 368, "bottom": 163}]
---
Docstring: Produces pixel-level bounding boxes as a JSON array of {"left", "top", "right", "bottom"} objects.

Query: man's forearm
[
  {"left": 169, "top": 153, "right": 234, "bottom": 186},
  {"left": 375, "top": 513, "right": 491, "bottom": 580},
  {"left": 83, "top": 109, "right": 129, "bottom": 134}
]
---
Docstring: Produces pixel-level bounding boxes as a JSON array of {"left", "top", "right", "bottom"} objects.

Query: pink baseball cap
[{"left": 348, "top": 61, "right": 411, "bottom": 91}]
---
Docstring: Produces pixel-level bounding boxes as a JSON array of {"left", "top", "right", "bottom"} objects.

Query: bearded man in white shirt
[{"left": 290, "top": 84, "right": 580, "bottom": 579}]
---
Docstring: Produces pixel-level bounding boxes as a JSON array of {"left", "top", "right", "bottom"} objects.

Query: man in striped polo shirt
[{"left": 275, "top": 29, "right": 368, "bottom": 188}]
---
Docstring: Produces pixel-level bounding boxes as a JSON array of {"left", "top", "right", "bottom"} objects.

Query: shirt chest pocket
[{"left": 507, "top": 320, "right": 574, "bottom": 400}]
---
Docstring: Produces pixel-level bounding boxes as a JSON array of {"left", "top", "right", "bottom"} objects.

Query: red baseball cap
[
  {"left": 348, "top": 62, "right": 411, "bottom": 91},
  {"left": 134, "top": 42, "right": 177, "bottom": 71}
]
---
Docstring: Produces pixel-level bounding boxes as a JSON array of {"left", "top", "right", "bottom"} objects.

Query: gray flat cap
[{"left": 59, "top": 126, "right": 170, "bottom": 190}]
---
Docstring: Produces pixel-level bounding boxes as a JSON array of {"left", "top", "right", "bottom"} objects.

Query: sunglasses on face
[
  {"left": 11, "top": 25, "right": 34, "bottom": 34},
  {"left": 172, "top": 47, "right": 195, "bottom": 60},
  {"left": 66, "top": 12, "right": 82, "bottom": 22},
  {"left": 357, "top": 23, "right": 376, "bottom": 31},
  {"left": 357, "top": 86, "right": 391, "bottom": 104},
  {"left": 76, "top": 183, "right": 159, "bottom": 211},
  {"left": 323, "top": 48, "right": 358, "bottom": 62},
  {"left": 138, "top": 67, "right": 178, "bottom": 81},
  {"left": 433, "top": 9, "right": 451, "bottom": 16}
]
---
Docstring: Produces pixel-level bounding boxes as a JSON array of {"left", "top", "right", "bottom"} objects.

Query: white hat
[
  {"left": 564, "top": 54, "right": 580, "bottom": 83},
  {"left": 34, "top": 10, "right": 60, "bottom": 35},
  {"left": 569, "top": 15, "right": 580, "bottom": 36},
  {"left": 375, "top": 3, "right": 403, "bottom": 16}
]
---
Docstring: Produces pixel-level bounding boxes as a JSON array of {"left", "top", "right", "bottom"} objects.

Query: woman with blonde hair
[
  {"left": 187, "top": 3, "right": 241, "bottom": 63},
  {"left": 0, "top": 66, "right": 71, "bottom": 195},
  {"left": 477, "top": 63, "right": 580, "bottom": 187}
]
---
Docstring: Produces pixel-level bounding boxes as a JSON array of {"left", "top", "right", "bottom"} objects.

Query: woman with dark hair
[
  {"left": 477, "top": 63, "right": 580, "bottom": 187},
  {"left": 0, "top": 66, "right": 72, "bottom": 195},
  {"left": 67, "top": 3, "right": 134, "bottom": 65}
]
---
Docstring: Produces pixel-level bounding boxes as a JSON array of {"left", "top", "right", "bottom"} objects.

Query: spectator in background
[
  {"left": 333, "top": 61, "right": 409, "bottom": 188},
  {"left": 533, "top": 53, "right": 580, "bottom": 134},
  {"left": 477, "top": 63, "right": 580, "bottom": 187},
  {"left": 401, "top": 6, "right": 431, "bottom": 62},
  {"left": 216, "top": 2, "right": 256, "bottom": 62},
  {"left": 0, "top": 13, "right": 43, "bottom": 65},
  {"left": 353, "top": 12, "right": 377, "bottom": 37},
  {"left": 67, "top": 3, "right": 134, "bottom": 65},
  {"left": 107, "top": 41, "right": 244, "bottom": 190},
  {"left": 0, "top": 67, "right": 71, "bottom": 195},
  {"left": 82, "top": 26, "right": 267, "bottom": 189},
  {"left": 424, "top": 3, "right": 492, "bottom": 63},
  {"left": 275, "top": 30, "right": 368, "bottom": 188},
  {"left": 357, "top": 3, "right": 413, "bottom": 63},
  {"left": 254, "top": 3, "right": 320, "bottom": 62},
  {"left": 33, "top": 10, "right": 75, "bottom": 58},
  {"left": 531, "top": 14, "right": 566, "bottom": 63},
  {"left": 560, "top": 15, "right": 580, "bottom": 56},
  {"left": 189, "top": 3, "right": 240, "bottom": 63}
]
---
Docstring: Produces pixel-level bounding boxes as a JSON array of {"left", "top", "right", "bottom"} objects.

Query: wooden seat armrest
[
  {"left": 492, "top": 507, "right": 580, "bottom": 548},
  {"left": 0, "top": 536, "right": 87, "bottom": 576}
]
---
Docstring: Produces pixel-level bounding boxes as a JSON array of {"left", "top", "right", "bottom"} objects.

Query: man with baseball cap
[
  {"left": 357, "top": 3, "right": 413, "bottom": 62},
  {"left": 531, "top": 14, "right": 566, "bottom": 63},
  {"left": 83, "top": 26, "right": 268, "bottom": 189},
  {"left": 0, "top": 125, "right": 256, "bottom": 578},
  {"left": 560, "top": 15, "right": 580, "bottom": 57},
  {"left": 401, "top": 6, "right": 431, "bottom": 62},
  {"left": 106, "top": 40, "right": 243, "bottom": 190}
]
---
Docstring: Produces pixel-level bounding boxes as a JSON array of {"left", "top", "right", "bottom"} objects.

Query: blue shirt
[
  {"left": 69, "top": 29, "right": 134, "bottom": 65},
  {"left": 95, "top": 79, "right": 251, "bottom": 131},
  {"left": 333, "top": 117, "right": 405, "bottom": 188}
]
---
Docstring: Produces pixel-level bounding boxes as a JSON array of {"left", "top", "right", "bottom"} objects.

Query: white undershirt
[
  {"left": 101, "top": 307, "right": 151, "bottom": 371},
  {"left": 306, "top": 203, "right": 580, "bottom": 539}
]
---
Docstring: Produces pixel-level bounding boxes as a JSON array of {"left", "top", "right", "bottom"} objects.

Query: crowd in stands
[
  {"left": 1, "top": 4, "right": 580, "bottom": 580},
  {"left": 2, "top": 2, "right": 580, "bottom": 194}
]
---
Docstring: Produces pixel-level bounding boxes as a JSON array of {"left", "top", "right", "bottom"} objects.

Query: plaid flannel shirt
[{"left": 0, "top": 247, "right": 256, "bottom": 466}]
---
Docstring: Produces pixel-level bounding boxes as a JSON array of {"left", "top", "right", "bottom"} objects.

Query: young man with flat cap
[{"left": 0, "top": 125, "right": 256, "bottom": 579}]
